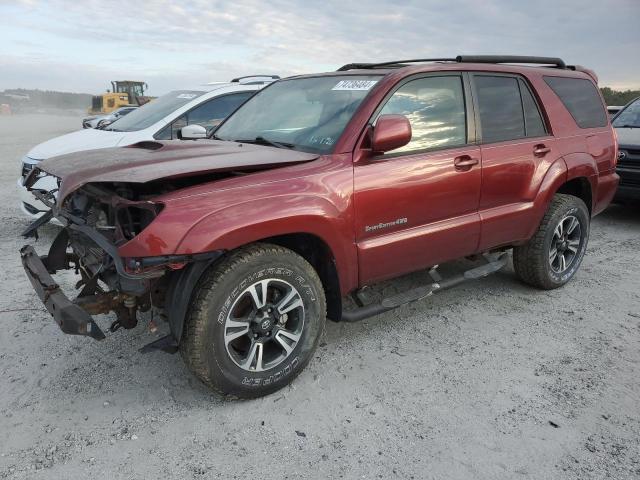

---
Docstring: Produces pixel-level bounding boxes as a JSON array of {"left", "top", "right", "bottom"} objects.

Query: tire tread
[
  {"left": 180, "top": 243, "right": 325, "bottom": 398},
  {"left": 513, "top": 193, "right": 588, "bottom": 290}
]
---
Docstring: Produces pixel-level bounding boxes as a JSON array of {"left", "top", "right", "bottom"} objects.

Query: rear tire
[
  {"left": 513, "top": 194, "right": 589, "bottom": 289},
  {"left": 181, "top": 243, "right": 326, "bottom": 399}
]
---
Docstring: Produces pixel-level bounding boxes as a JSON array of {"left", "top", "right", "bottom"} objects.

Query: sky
[{"left": 1, "top": 0, "right": 638, "bottom": 95}]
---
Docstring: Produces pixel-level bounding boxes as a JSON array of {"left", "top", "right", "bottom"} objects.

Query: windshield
[
  {"left": 613, "top": 98, "right": 640, "bottom": 128},
  {"left": 214, "top": 75, "right": 381, "bottom": 153},
  {"left": 106, "top": 90, "right": 206, "bottom": 132}
]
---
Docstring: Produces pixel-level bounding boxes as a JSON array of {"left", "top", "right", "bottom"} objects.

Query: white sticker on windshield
[
  {"left": 332, "top": 80, "right": 378, "bottom": 91},
  {"left": 177, "top": 93, "right": 198, "bottom": 99}
]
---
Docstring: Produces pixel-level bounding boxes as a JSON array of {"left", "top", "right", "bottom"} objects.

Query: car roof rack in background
[
  {"left": 231, "top": 75, "right": 281, "bottom": 84},
  {"left": 337, "top": 55, "right": 567, "bottom": 71}
]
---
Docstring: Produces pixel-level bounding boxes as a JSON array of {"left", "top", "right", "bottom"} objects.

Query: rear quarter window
[{"left": 543, "top": 76, "right": 607, "bottom": 129}]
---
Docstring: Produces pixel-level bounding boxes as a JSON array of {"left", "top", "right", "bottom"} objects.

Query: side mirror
[
  {"left": 180, "top": 124, "right": 207, "bottom": 140},
  {"left": 371, "top": 114, "right": 412, "bottom": 153}
]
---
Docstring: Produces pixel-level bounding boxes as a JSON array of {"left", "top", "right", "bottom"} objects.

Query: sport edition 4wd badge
[{"left": 365, "top": 217, "right": 408, "bottom": 232}]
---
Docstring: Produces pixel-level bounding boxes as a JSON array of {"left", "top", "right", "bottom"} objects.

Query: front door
[{"left": 354, "top": 73, "right": 482, "bottom": 284}]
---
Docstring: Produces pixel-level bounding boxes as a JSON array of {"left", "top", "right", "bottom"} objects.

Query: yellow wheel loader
[{"left": 89, "top": 81, "right": 152, "bottom": 114}]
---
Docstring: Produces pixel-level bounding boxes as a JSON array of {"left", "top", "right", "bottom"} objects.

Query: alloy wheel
[
  {"left": 223, "top": 278, "right": 305, "bottom": 372},
  {"left": 549, "top": 214, "right": 582, "bottom": 274}
]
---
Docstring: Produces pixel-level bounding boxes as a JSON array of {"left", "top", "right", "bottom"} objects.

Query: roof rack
[
  {"left": 455, "top": 55, "right": 566, "bottom": 69},
  {"left": 231, "top": 75, "right": 280, "bottom": 84},
  {"left": 337, "top": 59, "right": 456, "bottom": 71},
  {"left": 337, "top": 55, "right": 567, "bottom": 71}
]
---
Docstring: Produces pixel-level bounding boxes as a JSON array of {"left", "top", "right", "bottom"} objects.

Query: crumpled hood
[
  {"left": 615, "top": 127, "right": 640, "bottom": 148},
  {"left": 27, "top": 128, "right": 127, "bottom": 160},
  {"left": 38, "top": 140, "right": 319, "bottom": 202}
]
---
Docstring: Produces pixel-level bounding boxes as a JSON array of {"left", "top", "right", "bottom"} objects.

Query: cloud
[{"left": 1, "top": 0, "right": 639, "bottom": 93}]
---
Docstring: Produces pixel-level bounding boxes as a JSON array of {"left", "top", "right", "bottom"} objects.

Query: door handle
[
  {"left": 533, "top": 144, "right": 551, "bottom": 157},
  {"left": 454, "top": 155, "right": 479, "bottom": 171}
]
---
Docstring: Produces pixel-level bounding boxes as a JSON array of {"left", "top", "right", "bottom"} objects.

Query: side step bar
[{"left": 341, "top": 252, "right": 508, "bottom": 323}]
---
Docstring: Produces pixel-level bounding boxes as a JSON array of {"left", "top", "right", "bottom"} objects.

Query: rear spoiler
[{"left": 568, "top": 65, "right": 598, "bottom": 84}]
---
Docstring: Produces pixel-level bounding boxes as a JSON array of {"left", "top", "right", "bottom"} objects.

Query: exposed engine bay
[
  {"left": 19, "top": 140, "right": 319, "bottom": 349},
  {"left": 21, "top": 173, "right": 225, "bottom": 343}
]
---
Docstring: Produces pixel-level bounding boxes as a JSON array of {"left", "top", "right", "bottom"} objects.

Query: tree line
[{"left": 600, "top": 87, "right": 639, "bottom": 106}]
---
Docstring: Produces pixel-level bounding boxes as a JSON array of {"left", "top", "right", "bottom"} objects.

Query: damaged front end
[{"left": 20, "top": 168, "right": 222, "bottom": 350}]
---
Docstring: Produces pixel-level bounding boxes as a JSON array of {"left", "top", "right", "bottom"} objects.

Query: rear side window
[
  {"left": 519, "top": 79, "right": 546, "bottom": 137},
  {"left": 474, "top": 75, "right": 548, "bottom": 143},
  {"left": 377, "top": 75, "right": 467, "bottom": 153},
  {"left": 474, "top": 76, "right": 525, "bottom": 143},
  {"left": 544, "top": 76, "right": 607, "bottom": 128}
]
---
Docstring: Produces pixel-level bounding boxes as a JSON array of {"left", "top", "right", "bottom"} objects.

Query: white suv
[{"left": 18, "top": 75, "right": 277, "bottom": 220}]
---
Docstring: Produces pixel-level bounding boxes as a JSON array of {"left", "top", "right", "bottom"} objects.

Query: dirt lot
[{"left": 0, "top": 114, "right": 638, "bottom": 479}]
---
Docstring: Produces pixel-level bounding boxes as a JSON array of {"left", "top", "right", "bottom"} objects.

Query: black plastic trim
[{"left": 165, "top": 252, "right": 224, "bottom": 342}]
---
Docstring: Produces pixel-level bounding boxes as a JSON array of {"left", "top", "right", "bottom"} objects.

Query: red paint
[
  {"left": 55, "top": 62, "right": 618, "bottom": 295},
  {"left": 371, "top": 114, "right": 412, "bottom": 153}
]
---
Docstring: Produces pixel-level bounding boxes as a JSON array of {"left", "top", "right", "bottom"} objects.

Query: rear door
[
  {"left": 470, "top": 73, "right": 559, "bottom": 249},
  {"left": 354, "top": 73, "right": 482, "bottom": 284}
]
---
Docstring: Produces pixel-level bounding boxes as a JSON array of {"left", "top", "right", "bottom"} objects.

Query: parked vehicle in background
[
  {"left": 17, "top": 75, "right": 278, "bottom": 220},
  {"left": 21, "top": 56, "right": 617, "bottom": 399},
  {"left": 612, "top": 96, "right": 640, "bottom": 202},
  {"left": 82, "top": 106, "right": 138, "bottom": 129}
]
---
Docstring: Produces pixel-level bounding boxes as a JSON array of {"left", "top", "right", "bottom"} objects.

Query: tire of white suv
[
  {"left": 513, "top": 194, "right": 590, "bottom": 290},
  {"left": 181, "top": 243, "right": 326, "bottom": 399}
]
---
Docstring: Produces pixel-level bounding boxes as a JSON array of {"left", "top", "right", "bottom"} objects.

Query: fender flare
[{"left": 523, "top": 157, "right": 568, "bottom": 239}]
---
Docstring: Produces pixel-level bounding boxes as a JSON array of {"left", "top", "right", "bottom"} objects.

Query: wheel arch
[
  {"left": 261, "top": 233, "right": 343, "bottom": 322},
  {"left": 525, "top": 157, "right": 595, "bottom": 240},
  {"left": 556, "top": 176, "right": 593, "bottom": 215}
]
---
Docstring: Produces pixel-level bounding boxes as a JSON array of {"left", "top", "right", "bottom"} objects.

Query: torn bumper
[{"left": 20, "top": 245, "right": 105, "bottom": 340}]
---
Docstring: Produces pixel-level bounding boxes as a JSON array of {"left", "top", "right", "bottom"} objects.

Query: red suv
[{"left": 22, "top": 56, "right": 618, "bottom": 398}]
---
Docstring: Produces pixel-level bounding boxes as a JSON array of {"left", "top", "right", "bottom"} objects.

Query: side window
[
  {"left": 154, "top": 93, "right": 254, "bottom": 140},
  {"left": 171, "top": 114, "right": 187, "bottom": 139},
  {"left": 154, "top": 124, "right": 172, "bottom": 140},
  {"left": 543, "top": 76, "right": 607, "bottom": 128},
  {"left": 187, "top": 92, "right": 254, "bottom": 133},
  {"left": 519, "top": 79, "right": 547, "bottom": 137},
  {"left": 474, "top": 76, "right": 525, "bottom": 143},
  {"left": 377, "top": 76, "right": 467, "bottom": 153}
]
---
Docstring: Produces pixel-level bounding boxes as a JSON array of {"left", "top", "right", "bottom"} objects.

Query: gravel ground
[{"left": 1, "top": 114, "right": 639, "bottom": 480}]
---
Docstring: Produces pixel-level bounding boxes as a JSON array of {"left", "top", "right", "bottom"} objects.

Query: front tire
[
  {"left": 181, "top": 243, "right": 326, "bottom": 399},
  {"left": 513, "top": 194, "right": 590, "bottom": 289}
]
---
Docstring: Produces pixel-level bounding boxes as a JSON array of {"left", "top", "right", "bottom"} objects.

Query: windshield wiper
[
  {"left": 234, "top": 136, "right": 295, "bottom": 149},
  {"left": 614, "top": 124, "right": 639, "bottom": 128}
]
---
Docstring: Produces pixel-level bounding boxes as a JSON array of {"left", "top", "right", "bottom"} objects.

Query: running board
[{"left": 341, "top": 252, "right": 508, "bottom": 323}]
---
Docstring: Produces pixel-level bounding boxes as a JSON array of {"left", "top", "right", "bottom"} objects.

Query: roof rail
[
  {"left": 337, "top": 55, "right": 567, "bottom": 71},
  {"left": 455, "top": 55, "right": 566, "bottom": 69},
  {"left": 337, "top": 59, "right": 456, "bottom": 71},
  {"left": 231, "top": 75, "right": 280, "bottom": 84}
]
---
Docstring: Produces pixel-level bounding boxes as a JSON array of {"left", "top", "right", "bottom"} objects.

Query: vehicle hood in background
[
  {"left": 615, "top": 127, "right": 640, "bottom": 147},
  {"left": 39, "top": 140, "right": 319, "bottom": 202},
  {"left": 27, "top": 128, "right": 128, "bottom": 160}
]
